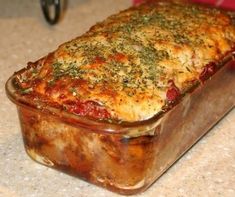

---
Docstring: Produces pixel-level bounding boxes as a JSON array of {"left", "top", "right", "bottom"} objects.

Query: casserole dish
[{"left": 5, "top": 0, "right": 235, "bottom": 195}]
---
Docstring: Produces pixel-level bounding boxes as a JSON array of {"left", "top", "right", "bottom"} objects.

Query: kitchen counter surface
[{"left": 0, "top": 1, "right": 234, "bottom": 196}]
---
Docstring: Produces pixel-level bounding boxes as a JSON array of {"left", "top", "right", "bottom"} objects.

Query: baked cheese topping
[{"left": 16, "top": 1, "right": 235, "bottom": 122}]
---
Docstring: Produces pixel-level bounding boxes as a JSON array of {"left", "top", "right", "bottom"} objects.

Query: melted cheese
[{"left": 17, "top": 1, "right": 235, "bottom": 122}]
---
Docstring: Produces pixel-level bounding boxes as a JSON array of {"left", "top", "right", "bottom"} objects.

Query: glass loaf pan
[{"left": 5, "top": 54, "right": 235, "bottom": 195}]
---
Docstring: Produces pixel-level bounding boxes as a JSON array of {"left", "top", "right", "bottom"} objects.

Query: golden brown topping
[{"left": 16, "top": 1, "right": 235, "bottom": 122}]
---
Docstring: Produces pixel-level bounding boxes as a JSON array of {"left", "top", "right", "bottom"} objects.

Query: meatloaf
[{"left": 14, "top": 0, "right": 235, "bottom": 122}]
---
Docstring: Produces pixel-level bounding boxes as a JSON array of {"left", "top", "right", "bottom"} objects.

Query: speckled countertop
[{"left": 0, "top": 0, "right": 235, "bottom": 197}]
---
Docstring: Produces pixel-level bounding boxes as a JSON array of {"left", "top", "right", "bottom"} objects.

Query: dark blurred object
[{"left": 40, "top": 0, "right": 61, "bottom": 25}]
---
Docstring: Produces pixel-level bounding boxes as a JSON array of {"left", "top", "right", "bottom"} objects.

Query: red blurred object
[
  {"left": 191, "top": 0, "right": 235, "bottom": 10},
  {"left": 132, "top": 0, "right": 235, "bottom": 10},
  {"left": 133, "top": 0, "right": 144, "bottom": 5}
]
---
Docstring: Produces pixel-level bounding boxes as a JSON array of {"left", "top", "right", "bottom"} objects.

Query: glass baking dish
[{"left": 5, "top": 51, "right": 235, "bottom": 195}]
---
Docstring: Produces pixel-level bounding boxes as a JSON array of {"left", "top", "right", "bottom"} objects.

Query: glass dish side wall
[
  {"left": 14, "top": 60, "right": 235, "bottom": 195},
  {"left": 18, "top": 106, "right": 158, "bottom": 195}
]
